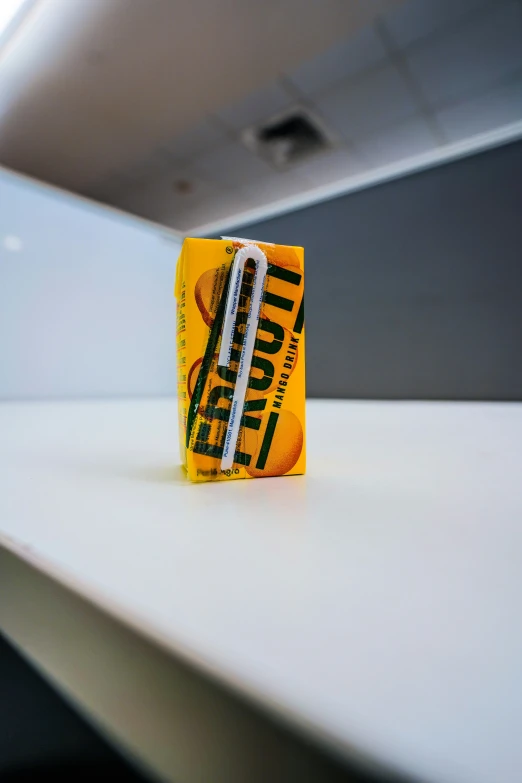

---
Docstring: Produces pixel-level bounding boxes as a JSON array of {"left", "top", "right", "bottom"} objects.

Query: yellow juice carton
[{"left": 175, "top": 237, "right": 305, "bottom": 481}]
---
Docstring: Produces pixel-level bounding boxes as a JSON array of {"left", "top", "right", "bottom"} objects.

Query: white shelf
[{"left": 2, "top": 398, "right": 522, "bottom": 783}]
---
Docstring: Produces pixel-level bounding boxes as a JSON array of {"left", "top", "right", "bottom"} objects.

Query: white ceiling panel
[
  {"left": 239, "top": 172, "right": 311, "bottom": 207},
  {"left": 114, "top": 168, "right": 217, "bottom": 223},
  {"left": 87, "top": 172, "right": 129, "bottom": 203},
  {"left": 381, "top": 0, "right": 490, "bottom": 48},
  {"left": 215, "top": 83, "right": 292, "bottom": 132},
  {"left": 87, "top": 149, "right": 176, "bottom": 200},
  {"left": 287, "top": 25, "right": 388, "bottom": 98},
  {"left": 171, "top": 189, "right": 258, "bottom": 233},
  {"left": 405, "top": 1, "right": 522, "bottom": 108},
  {"left": 355, "top": 115, "right": 439, "bottom": 168},
  {"left": 0, "top": 0, "right": 395, "bottom": 191},
  {"left": 123, "top": 149, "right": 177, "bottom": 184},
  {"left": 315, "top": 62, "right": 418, "bottom": 141},
  {"left": 193, "top": 141, "right": 274, "bottom": 188},
  {"left": 160, "top": 120, "right": 227, "bottom": 164},
  {"left": 435, "top": 76, "right": 522, "bottom": 142},
  {"left": 111, "top": 185, "right": 159, "bottom": 221},
  {"left": 292, "top": 147, "right": 364, "bottom": 185},
  {"left": 1, "top": 0, "right": 520, "bottom": 235}
]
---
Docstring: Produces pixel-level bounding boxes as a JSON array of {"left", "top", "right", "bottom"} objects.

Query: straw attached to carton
[{"left": 218, "top": 244, "right": 267, "bottom": 470}]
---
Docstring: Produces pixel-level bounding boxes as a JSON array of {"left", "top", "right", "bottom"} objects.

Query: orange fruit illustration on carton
[{"left": 245, "top": 410, "right": 303, "bottom": 477}]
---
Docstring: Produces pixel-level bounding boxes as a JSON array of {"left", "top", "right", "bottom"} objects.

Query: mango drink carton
[{"left": 175, "top": 237, "right": 305, "bottom": 482}]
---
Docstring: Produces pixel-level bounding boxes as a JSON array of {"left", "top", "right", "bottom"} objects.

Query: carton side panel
[{"left": 175, "top": 244, "right": 188, "bottom": 468}]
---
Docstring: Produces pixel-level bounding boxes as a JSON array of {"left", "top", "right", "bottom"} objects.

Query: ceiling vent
[{"left": 242, "top": 107, "right": 332, "bottom": 169}]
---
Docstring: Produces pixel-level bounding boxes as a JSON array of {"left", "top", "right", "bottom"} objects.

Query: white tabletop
[{"left": 1, "top": 398, "right": 522, "bottom": 783}]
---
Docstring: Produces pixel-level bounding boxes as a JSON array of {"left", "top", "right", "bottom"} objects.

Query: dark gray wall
[{"left": 226, "top": 140, "right": 522, "bottom": 400}]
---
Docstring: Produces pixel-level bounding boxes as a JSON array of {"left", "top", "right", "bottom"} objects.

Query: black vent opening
[{"left": 243, "top": 108, "right": 331, "bottom": 168}]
